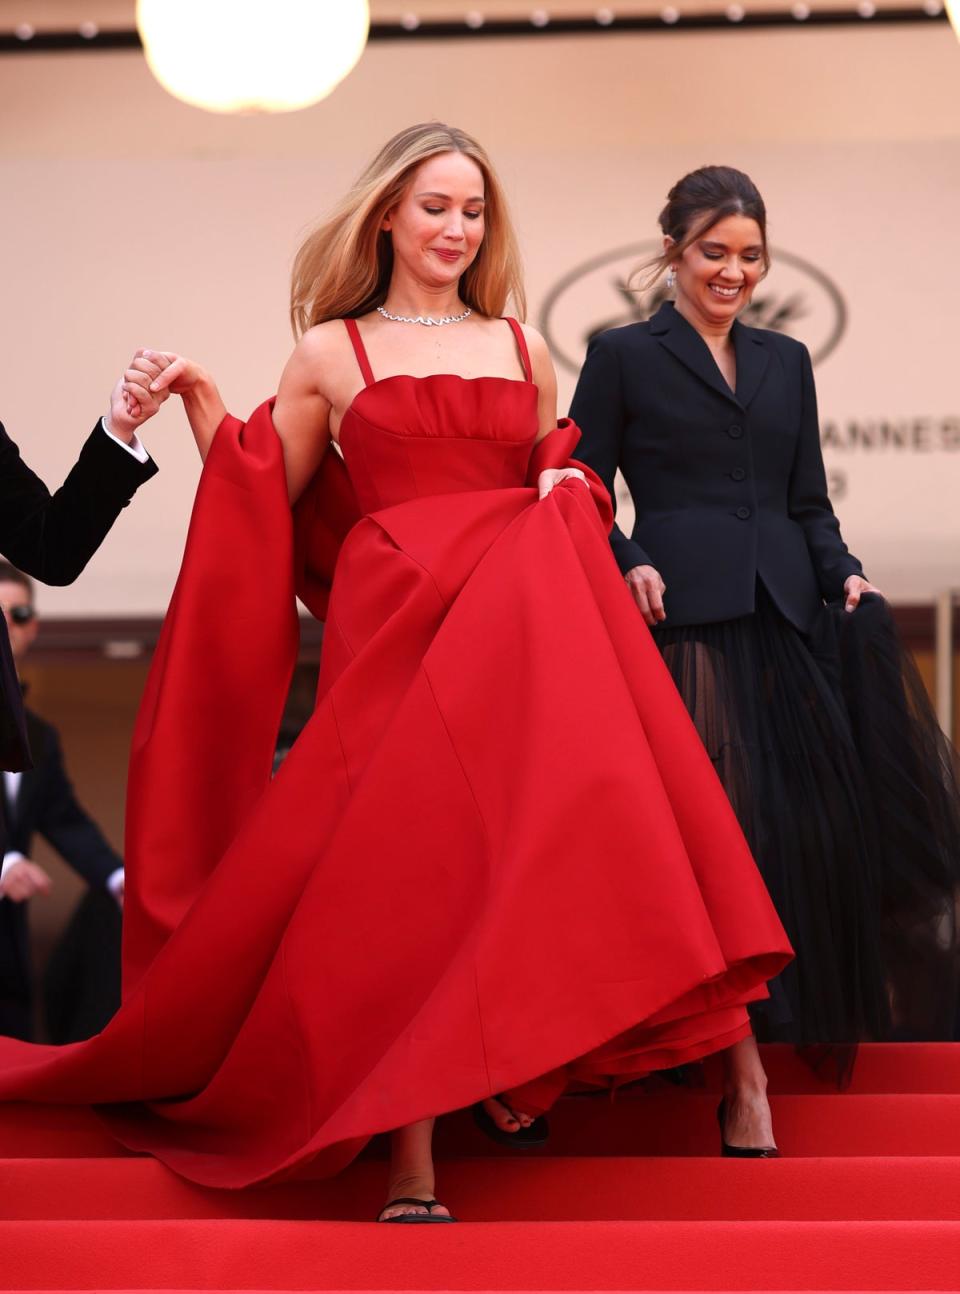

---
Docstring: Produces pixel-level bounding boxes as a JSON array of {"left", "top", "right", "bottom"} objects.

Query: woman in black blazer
[{"left": 571, "top": 166, "right": 960, "bottom": 1152}]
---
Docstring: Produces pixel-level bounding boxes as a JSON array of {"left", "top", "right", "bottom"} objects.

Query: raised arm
[
  {"left": 0, "top": 393, "right": 157, "bottom": 587},
  {"left": 140, "top": 333, "right": 331, "bottom": 503},
  {"left": 133, "top": 351, "right": 227, "bottom": 463}
]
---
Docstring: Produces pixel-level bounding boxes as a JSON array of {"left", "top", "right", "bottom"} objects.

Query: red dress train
[{"left": 0, "top": 320, "right": 791, "bottom": 1187}]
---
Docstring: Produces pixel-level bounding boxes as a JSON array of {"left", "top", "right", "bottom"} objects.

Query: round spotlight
[{"left": 136, "top": 0, "right": 370, "bottom": 114}]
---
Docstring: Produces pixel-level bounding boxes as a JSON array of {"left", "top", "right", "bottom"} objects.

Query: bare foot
[
  {"left": 482, "top": 1096, "right": 534, "bottom": 1134},
  {"left": 722, "top": 1087, "right": 777, "bottom": 1150}
]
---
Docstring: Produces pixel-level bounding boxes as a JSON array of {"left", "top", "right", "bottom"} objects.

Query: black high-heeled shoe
[
  {"left": 717, "top": 1098, "right": 779, "bottom": 1158},
  {"left": 377, "top": 1196, "right": 458, "bottom": 1224},
  {"left": 472, "top": 1096, "right": 549, "bottom": 1147}
]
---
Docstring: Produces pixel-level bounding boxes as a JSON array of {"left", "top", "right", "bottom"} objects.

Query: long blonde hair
[{"left": 290, "top": 123, "right": 526, "bottom": 336}]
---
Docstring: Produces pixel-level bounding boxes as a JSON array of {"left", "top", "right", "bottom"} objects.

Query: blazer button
[
  {"left": 735, "top": 506, "right": 751, "bottom": 520},
  {"left": 728, "top": 424, "right": 744, "bottom": 439},
  {"left": 730, "top": 467, "right": 746, "bottom": 482}
]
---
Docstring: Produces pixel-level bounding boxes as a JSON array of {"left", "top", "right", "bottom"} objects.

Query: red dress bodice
[
  {"left": 339, "top": 375, "right": 539, "bottom": 515},
  {"left": 336, "top": 314, "right": 539, "bottom": 514}
]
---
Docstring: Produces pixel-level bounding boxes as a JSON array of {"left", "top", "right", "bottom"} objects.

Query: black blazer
[
  {"left": 569, "top": 302, "right": 863, "bottom": 632},
  {"left": 0, "top": 420, "right": 157, "bottom": 770},
  {"left": 0, "top": 708, "right": 122, "bottom": 1040}
]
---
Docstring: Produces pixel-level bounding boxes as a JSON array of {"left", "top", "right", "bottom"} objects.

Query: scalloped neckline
[{"left": 335, "top": 372, "right": 538, "bottom": 444}]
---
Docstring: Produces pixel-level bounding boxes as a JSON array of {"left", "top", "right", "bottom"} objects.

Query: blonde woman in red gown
[{"left": 0, "top": 124, "right": 791, "bottom": 1221}]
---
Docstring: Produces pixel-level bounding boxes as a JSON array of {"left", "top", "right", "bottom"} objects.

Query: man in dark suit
[
  {"left": 0, "top": 369, "right": 160, "bottom": 1038},
  {"left": 0, "top": 377, "right": 158, "bottom": 773},
  {"left": 0, "top": 562, "right": 125, "bottom": 1039}
]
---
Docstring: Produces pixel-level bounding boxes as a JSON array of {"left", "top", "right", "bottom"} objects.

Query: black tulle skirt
[{"left": 654, "top": 585, "right": 960, "bottom": 1044}]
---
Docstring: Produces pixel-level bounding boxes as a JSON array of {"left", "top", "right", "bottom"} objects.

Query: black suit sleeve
[
  {"left": 569, "top": 334, "right": 653, "bottom": 575},
  {"left": 33, "top": 727, "right": 121, "bottom": 889},
  {"left": 0, "top": 421, "right": 158, "bottom": 585},
  {"left": 787, "top": 345, "right": 863, "bottom": 601}
]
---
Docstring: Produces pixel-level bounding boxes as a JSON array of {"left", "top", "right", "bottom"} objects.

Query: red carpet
[{"left": 1, "top": 1044, "right": 958, "bottom": 1291}]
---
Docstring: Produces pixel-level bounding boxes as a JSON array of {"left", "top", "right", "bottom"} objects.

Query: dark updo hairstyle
[{"left": 639, "top": 165, "right": 771, "bottom": 289}]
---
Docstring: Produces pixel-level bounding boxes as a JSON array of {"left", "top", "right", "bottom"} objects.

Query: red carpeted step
[
  {"left": 2, "top": 1155, "right": 960, "bottom": 1222},
  {"left": 4, "top": 1091, "right": 959, "bottom": 1161},
  {"left": 0, "top": 1043, "right": 955, "bottom": 1159},
  {"left": 0, "top": 1103, "right": 136, "bottom": 1158},
  {"left": 431, "top": 1093, "right": 960, "bottom": 1158},
  {"left": 4, "top": 1045, "right": 957, "bottom": 1292},
  {"left": 3, "top": 1218, "right": 960, "bottom": 1290},
  {"left": 701, "top": 1043, "right": 960, "bottom": 1094}
]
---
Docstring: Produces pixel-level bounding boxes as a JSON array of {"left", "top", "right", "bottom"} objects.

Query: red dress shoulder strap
[
  {"left": 504, "top": 318, "right": 533, "bottom": 383},
  {"left": 343, "top": 318, "right": 375, "bottom": 388}
]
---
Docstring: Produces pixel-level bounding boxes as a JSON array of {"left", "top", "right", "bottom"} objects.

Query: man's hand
[
  {"left": 106, "top": 349, "right": 175, "bottom": 442},
  {"left": 0, "top": 859, "right": 53, "bottom": 903}
]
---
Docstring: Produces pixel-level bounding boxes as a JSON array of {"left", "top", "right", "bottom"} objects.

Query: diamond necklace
[{"left": 377, "top": 304, "right": 472, "bottom": 327}]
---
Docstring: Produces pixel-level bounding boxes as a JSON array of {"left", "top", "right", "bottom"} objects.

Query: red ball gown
[{"left": 0, "top": 319, "right": 791, "bottom": 1187}]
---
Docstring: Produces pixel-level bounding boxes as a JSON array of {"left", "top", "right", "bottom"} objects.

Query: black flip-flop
[
  {"left": 472, "top": 1097, "right": 549, "bottom": 1147},
  {"left": 377, "top": 1196, "right": 458, "bottom": 1224}
]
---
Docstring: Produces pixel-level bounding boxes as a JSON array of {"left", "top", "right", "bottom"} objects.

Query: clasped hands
[{"left": 107, "top": 350, "right": 198, "bottom": 438}]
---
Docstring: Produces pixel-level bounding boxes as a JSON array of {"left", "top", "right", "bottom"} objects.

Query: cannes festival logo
[{"left": 540, "top": 242, "right": 847, "bottom": 375}]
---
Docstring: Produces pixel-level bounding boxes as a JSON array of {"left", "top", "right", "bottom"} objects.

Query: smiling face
[
  {"left": 670, "top": 212, "right": 766, "bottom": 328},
  {"left": 382, "top": 151, "right": 486, "bottom": 292}
]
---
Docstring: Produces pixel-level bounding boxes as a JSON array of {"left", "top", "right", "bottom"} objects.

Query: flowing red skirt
[{"left": 0, "top": 406, "right": 790, "bottom": 1186}]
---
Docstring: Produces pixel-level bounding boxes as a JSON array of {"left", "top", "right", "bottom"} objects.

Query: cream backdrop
[{"left": 1, "top": 24, "right": 959, "bottom": 614}]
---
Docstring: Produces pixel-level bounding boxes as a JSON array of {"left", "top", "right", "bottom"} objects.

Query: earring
[{"left": 665, "top": 266, "right": 677, "bottom": 290}]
